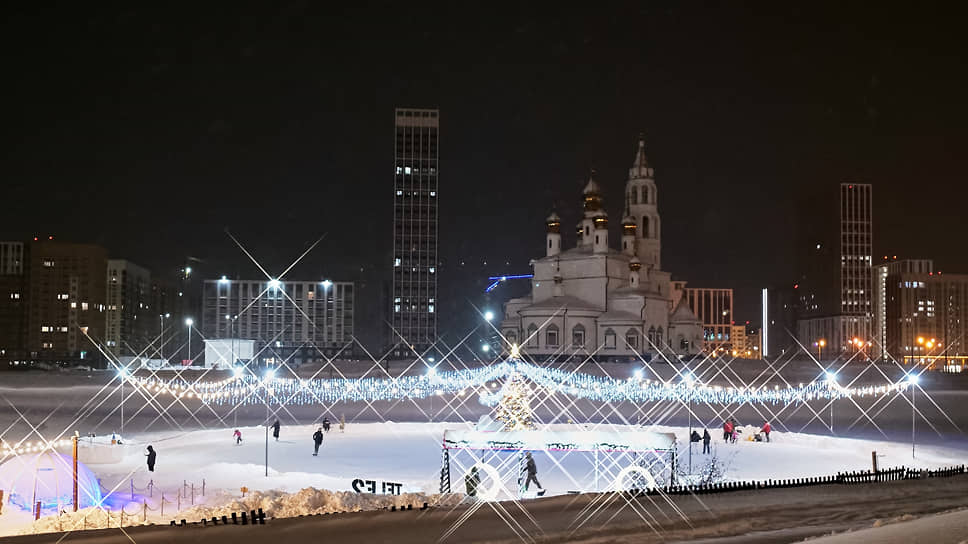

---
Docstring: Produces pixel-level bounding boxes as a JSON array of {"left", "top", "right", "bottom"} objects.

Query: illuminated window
[
  {"left": 396, "top": 190, "right": 403, "bottom": 196},
  {"left": 429, "top": 267, "right": 435, "bottom": 274},
  {"left": 59, "top": 326, "right": 68, "bottom": 332},
  {"left": 395, "top": 167, "right": 402, "bottom": 174},
  {"left": 9, "top": 293, "right": 19, "bottom": 300},
  {"left": 404, "top": 166, "right": 411, "bottom": 174},
  {"left": 394, "top": 304, "right": 400, "bottom": 313},
  {"left": 428, "top": 305, "right": 435, "bottom": 313},
  {"left": 430, "top": 191, "right": 436, "bottom": 197},
  {"left": 394, "top": 258, "right": 401, "bottom": 267},
  {"left": 43, "top": 260, "right": 54, "bottom": 268}
]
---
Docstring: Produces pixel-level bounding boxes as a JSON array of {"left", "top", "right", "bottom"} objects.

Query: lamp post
[
  {"left": 185, "top": 318, "right": 194, "bottom": 366},
  {"left": 684, "top": 372, "right": 695, "bottom": 473},
  {"left": 908, "top": 373, "right": 919, "bottom": 458},
  {"left": 159, "top": 313, "right": 170, "bottom": 363},
  {"left": 119, "top": 367, "right": 126, "bottom": 435},
  {"left": 818, "top": 339, "right": 826, "bottom": 361},
  {"left": 825, "top": 371, "right": 837, "bottom": 433}
]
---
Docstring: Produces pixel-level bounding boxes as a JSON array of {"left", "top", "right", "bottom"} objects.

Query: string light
[{"left": 126, "top": 360, "right": 912, "bottom": 408}]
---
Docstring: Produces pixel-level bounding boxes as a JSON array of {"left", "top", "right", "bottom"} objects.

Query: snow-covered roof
[
  {"left": 670, "top": 298, "right": 701, "bottom": 323},
  {"left": 519, "top": 295, "right": 601, "bottom": 313},
  {"left": 597, "top": 310, "right": 642, "bottom": 323}
]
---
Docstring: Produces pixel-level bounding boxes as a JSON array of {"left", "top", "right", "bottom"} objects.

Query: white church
[{"left": 500, "top": 137, "right": 703, "bottom": 361}]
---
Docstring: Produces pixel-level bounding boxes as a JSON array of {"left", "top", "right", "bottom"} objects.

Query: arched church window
[
  {"left": 572, "top": 324, "right": 586, "bottom": 347},
  {"left": 526, "top": 324, "right": 538, "bottom": 348},
  {"left": 546, "top": 324, "right": 559, "bottom": 347},
  {"left": 506, "top": 330, "right": 518, "bottom": 345},
  {"left": 626, "top": 329, "right": 639, "bottom": 351},
  {"left": 604, "top": 328, "right": 616, "bottom": 349},
  {"left": 636, "top": 186, "right": 643, "bottom": 204},
  {"left": 656, "top": 327, "right": 664, "bottom": 347},
  {"left": 642, "top": 217, "right": 650, "bottom": 238},
  {"left": 647, "top": 326, "right": 657, "bottom": 347}
]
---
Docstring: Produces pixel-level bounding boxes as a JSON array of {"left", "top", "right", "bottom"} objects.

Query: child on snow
[{"left": 233, "top": 429, "right": 242, "bottom": 445}]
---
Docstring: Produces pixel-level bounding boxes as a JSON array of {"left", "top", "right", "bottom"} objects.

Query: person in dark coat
[
  {"left": 312, "top": 427, "right": 324, "bottom": 456},
  {"left": 272, "top": 420, "right": 280, "bottom": 441},
  {"left": 702, "top": 429, "right": 711, "bottom": 454},
  {"left": 523, "top": 452, "right": 545, "bottom": 496},
  {"left": 145, "top": 445, "right": 156, "bottom": 472},
  {"left": 322, "top": 418, "right": 331, "bottom": 433}
]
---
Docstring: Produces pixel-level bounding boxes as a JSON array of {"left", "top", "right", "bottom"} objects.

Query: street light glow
[
  {"left": 484, "top": 311, "right": 494, "bottom": 322},
  {"left": 185, "top": 317, "right": 194, "bottom": 327},
  {"left": 268, "top": 279, "right": 282, "bottom": 290},
  {"left": 321, "top": 279, "right": 332, "bottom": 288},
  {"left": 481, "top": 344, "right": 490, "bottom": 352},
  {"left": 908, "top": 373, "right": 920, "bottom": 385}
]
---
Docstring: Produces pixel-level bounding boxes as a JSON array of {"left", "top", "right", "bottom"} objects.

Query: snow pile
[
  {"left": 18, "top": 506, "right": 151, "bottom": 535},
  {"left": 174, "top": 487, "right": 463, "bottom": 520},
  {"left": 15, "top": 488, "right": 462, "bottom": 535}
]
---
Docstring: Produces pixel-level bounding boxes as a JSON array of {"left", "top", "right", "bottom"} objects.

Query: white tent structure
[{"left": 0, "top": 452, "right": 102, "bottom": 512}]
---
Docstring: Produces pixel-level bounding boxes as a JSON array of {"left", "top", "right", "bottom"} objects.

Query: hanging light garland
[{"left": 126, "top": 359, "right": 911, "bottom": 409}]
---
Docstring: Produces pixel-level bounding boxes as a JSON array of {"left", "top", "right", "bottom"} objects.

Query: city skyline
[{"left": 2, "top": 4, "right": 966, "bottom": 341}]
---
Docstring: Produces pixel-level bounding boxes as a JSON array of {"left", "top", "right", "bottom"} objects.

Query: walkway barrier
[{"left": 624, "top": 464, "right": 966, "bottom": 497}]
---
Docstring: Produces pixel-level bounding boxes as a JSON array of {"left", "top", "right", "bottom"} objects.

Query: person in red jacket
[
  {"left": 760, "top": 422, "right": 772, "bottom": 442},
  {"left": 723, "top": 420, "right": 733, "bottom": 443}
]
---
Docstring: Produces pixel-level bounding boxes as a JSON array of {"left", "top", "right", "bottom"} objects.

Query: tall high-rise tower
[
  {"left": 391, "top": 108, "right": 439, "bottom": 356},
  {"left": 839, "top": 182, "right": 873, "bottom": 344},
  {"left": 626, "top": 136, "right": 661, "bottom": 268}
]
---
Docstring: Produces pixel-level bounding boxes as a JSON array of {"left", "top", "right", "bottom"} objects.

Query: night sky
[{"left": 3, "top": 4, "right": 966, "bottom": 346}]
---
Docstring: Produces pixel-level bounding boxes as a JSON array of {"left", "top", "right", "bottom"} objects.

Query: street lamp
[
  {"left": 908, "top": 373, "right": 919, "bottom": 458},
  {"left": 484, "top": 311, "right": 495, "bottom": 322},
  {"left": 818, "top": 339, "right": 826, "bottom": 361},
  {"left": 159, "top": 313, "right": 170, "bottom": 364},
  {"left": 683, "top": 372, "right": 696, "bottom": 473},
  {"left": 185, "top": 318, "right": 194, "bottom": 366},
  {"left": 825, "top": 370, "right": 837, "bottom": 433},
  {"left": 118, "top": 367, "right": 128, "bottom": 435}
]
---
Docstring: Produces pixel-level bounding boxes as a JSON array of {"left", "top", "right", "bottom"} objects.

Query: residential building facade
[
  {"left": 202, "top": 278, "right": 355, "bottom": 364},
  {"left": 25, "top": 240, "right": 108, "bottom": 365}
]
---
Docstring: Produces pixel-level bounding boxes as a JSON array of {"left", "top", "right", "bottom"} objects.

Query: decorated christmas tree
[{"left": 495, "top": 371, "right": 534, "bottom": 430}]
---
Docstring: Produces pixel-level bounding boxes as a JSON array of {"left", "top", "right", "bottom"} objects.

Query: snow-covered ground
[{"left": 2, "top": 421, "right": 965, "bottom": 537}]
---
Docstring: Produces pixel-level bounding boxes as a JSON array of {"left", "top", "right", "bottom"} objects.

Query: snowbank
[{"left": 15, "top": 488, "right": 462, "bottom": 536}]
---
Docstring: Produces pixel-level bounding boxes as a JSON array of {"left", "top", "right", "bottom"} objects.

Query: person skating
[
  {"left": 322, "top": 417, "right": 331, "bottom": 433},
  {"left": 312, "top": 427, "right": 324, "bottom": 455},
  {"left": 702, "top": 429, "right": 711, "bottom": 454},
  {"left": 145, "top": 445, "right": 156, "bottom": 472},
  {"left": 233, "top": 429, "right": 242, "bottom": 445},
  {"left": 523, "top": 452, "right": 545, "bottom": 496},
  {"left": 722, "top": 420, "right": 733, "bottom": 443},
  {"left": 760, "top": 421, "right": 771, "bottom": 443},
  {"left": 729, "top": 418, "right": 739, "bottom": 443},
  {"left": 272, "top": 420, "right": 280, "bottom": 441}
]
